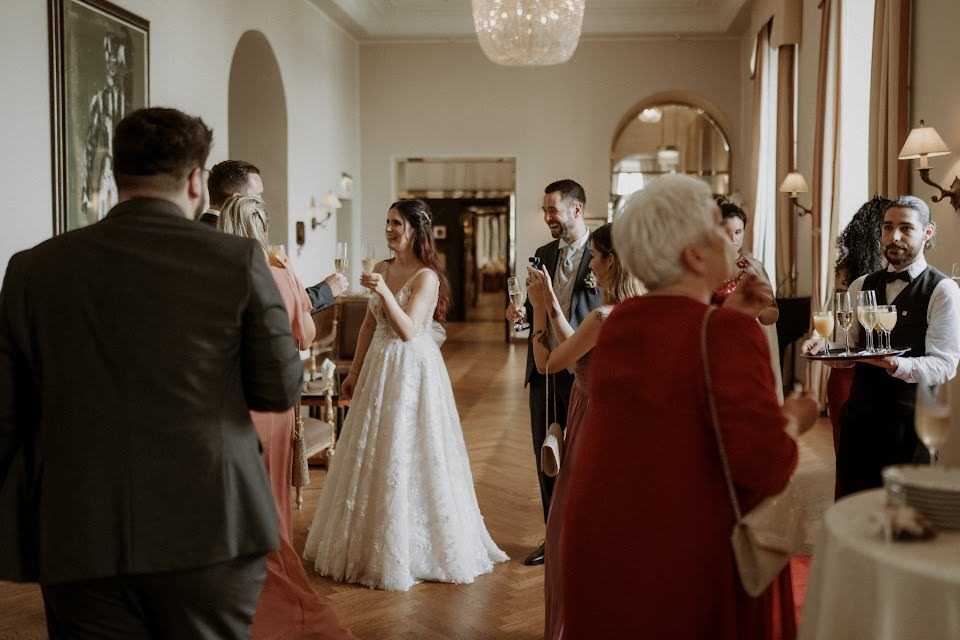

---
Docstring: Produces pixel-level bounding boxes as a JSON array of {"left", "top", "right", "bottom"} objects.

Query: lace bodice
[{"left": 369, "top": 269, "right": 438, "bottom": 341}]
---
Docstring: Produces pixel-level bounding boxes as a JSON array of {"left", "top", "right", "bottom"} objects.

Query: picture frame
[{"left": 49, "top": 0, "right": 149, "bottom": 235}]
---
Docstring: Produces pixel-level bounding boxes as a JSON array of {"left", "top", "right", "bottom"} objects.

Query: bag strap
[
  {"left": 700, "top": 306, "right": 744, "bottom": 524},
  {"left": 544, "top": 340, "right": 557, "bottom": 431}
]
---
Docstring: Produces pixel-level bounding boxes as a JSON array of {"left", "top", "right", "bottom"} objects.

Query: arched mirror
[{"left": 611, "top": 102, "right": 731, "bottom": 209}]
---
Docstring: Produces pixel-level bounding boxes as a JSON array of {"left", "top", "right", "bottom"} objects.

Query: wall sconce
[
  {"left": 779, "top": 172, "right": 812, "bottom": 216},
  {"left": 310, "top": 192, "right": 342, "bottom": 230},
  {"left": 898, "top": 120, "right": 960, "bottom": 211}
]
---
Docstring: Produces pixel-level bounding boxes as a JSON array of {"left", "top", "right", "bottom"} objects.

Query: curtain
[
  {"left": 808, "top": 0, "right": 842, "bottom": 398},
  {"left": 752, "top": 22, "right": 780, "bottom": 292},
  {"left": 869, "top": 0, "right": 911, "bottom": 197},
  {"left": 776, "top": 44, "right": 797, "bottom": 295}
]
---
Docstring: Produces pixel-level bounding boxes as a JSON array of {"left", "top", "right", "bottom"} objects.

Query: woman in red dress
[
  {"left": 219, "top": 195, "right": 354, "bottom": 640},
  {"left": 546, "top": 176, "right": 817, "bottom": 639}
]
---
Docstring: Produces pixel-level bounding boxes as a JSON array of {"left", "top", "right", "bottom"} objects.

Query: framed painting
[{"left": 49, "top": 0, "right": 149, "bottom": 234}]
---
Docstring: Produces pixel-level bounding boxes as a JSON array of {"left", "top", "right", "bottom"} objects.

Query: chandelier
[{"left": 471, "top": 0, "right": 587, "bottom": 66}]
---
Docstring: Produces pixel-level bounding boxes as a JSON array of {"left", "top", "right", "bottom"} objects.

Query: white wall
[
  {"left": 911, "top": 0, "right": 960, "bottom": 464},
  {"left": 359, "top": 38, "right": 743, "bottom": 268},
  {"left": 0, "top": 0, "right": 360, "bottom": 287}
]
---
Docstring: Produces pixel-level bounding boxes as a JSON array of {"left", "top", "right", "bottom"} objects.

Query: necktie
[{"left": 884, "top": 271, "right": 911, "bottom": 284}]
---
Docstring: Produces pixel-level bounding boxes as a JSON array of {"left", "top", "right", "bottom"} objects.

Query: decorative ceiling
[{"left": 310, "top": 0, "right": 749, "bottom": 41}]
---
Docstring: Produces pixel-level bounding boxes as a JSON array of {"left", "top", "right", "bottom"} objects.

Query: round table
[{"left": 799, "top": 489, "right": 960, "bottom": 639}]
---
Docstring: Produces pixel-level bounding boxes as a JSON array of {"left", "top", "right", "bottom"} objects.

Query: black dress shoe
[{"left": 523, "top": 542, "right": 545, "bottom": 566}]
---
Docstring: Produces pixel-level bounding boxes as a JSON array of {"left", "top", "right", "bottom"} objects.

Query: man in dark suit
[
  {"left": 508, "top": 179, "right": 602, "bottom": 565},
  {"left": 198, "top": 159, "right": 263, "bottom": 227},
  {"left": 202, "top": 159, "right": 347, "bottom": 312},
  {"left": 0, "top": 107, "right": 304, "bottom": 639}
]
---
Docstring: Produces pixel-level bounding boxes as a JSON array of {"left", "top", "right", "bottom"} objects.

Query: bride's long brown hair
[{"left": 389, "top": 199, "right": 451, "bottom": 322}]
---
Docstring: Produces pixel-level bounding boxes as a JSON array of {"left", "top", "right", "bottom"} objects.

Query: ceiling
[{"left": 310, "top": 0, "right": 750, "bottom": 42}]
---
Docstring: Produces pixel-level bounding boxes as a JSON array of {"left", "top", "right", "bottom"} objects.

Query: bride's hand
[
  {"left": 360, "top": 271, "right": 390, "bottom": 298},
  {"left": 341, "top": 372, "right": 357, "bottom": 401}
]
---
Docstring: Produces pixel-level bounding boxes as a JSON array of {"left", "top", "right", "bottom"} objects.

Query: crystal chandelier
[{"left": 471, "top": 0, "right": 586, "bottom": 66}]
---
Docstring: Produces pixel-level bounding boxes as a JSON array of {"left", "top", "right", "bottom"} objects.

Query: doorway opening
[{"left": 396, "top": 158, "right": 516, "bottom": 325}]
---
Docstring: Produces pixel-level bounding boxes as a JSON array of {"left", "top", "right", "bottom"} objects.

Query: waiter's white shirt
[{"left": 847, "top": 255, "right": 960, "bottom": 384}]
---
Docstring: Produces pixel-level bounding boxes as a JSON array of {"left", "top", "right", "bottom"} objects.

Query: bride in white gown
[{"left": 304, "top": 199, "right": 508, "bottom": 591}]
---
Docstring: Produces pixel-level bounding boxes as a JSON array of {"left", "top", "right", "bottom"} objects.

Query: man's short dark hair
[
  {"left": 208, "top": 160, "right": 262, "bottom": 208},
  {"left": 545, "top": 179, "right": 586, "bottom": 206},
  {"left": 113, "top": 107, "right": 213, "bottom": 191}
]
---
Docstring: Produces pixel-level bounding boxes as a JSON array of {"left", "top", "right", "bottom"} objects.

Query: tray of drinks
[{"left": 803, "top": 347, "right": 909, "bottom": 362}]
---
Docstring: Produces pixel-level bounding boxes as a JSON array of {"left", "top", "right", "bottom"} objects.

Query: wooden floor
[
  {"left": 0, "top": 321, "right": 549, "bottom": 640},
  {"left": 0, "top": 320, "right": 835, "bottom": 639}
]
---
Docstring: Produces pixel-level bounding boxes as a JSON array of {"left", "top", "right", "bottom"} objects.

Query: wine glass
[
  {"left": 875, "top": 304, "right": 897, "bottom": 351},
  {"left": 915, "top": 383, "right": 951, "bottom": 465},
  {"left": 361, "top": 241, "right": 378, "bottom": 275},
  {"left": 507, "top": 276, "right": 528, "bottom": 331},
  {"left": 812, "top": 299, "right": 835, "bottom": 341},
  {"left": 856, "top": 290, "right": 878, "bottom": 353},
  {"left": 835, "top": 291, "right": 853, "bottom": 355},
  {"left": 335, "top": 242, "right": 348, "bottom": 274},
  {"left": 951, "top": 262, "right": 960, "bottom": 283}
]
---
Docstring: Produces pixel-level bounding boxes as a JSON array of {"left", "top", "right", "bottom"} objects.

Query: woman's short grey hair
[
  {"left": 218, "top": 194, "right": 269, "bottom": 252},
  {"left": 613, "top": 175, "right": 716, "bottom": 290}
]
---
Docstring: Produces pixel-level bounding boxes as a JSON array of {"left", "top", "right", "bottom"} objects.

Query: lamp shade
[
  {"left": 779, "top": 172, "right": 809, "bottom": 195},
  {"left": 320, "top": 191, "right": 342, "bottom": 209},
  {"left": 899, "top": 122, "right": 950, "bottom": 161}
]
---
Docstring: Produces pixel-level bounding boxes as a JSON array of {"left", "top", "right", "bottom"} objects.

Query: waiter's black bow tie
[{"left": 884, "top": 271, "right": 911, "bottom": 284}]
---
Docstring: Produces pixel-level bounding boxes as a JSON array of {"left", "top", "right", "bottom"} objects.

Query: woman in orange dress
[{"left": 219, "top": 195, "right": 354, "bottom": 640}]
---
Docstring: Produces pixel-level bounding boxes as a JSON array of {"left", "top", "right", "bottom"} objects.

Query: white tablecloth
[{"left": 799, "top": 489, "right": 960, "bottom": 640}]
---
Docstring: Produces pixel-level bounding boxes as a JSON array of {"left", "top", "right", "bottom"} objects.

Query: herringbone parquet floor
[{"left": 0, "top": 321, "right": 548, "bottom": 640}]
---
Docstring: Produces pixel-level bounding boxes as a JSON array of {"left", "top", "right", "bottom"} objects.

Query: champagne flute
[
  {"left": 856, "top": 290, "right": 878, "bottom": 353},
  {"left": 915, "top": 383, "right": 951, "bottom": 465},
  {"left": 952, "top": 262, "right": 960, "bottom": 284},
  {"left": 835, "top": 291, "right": 854, "bottom": 355},
  {"left": 335, "top": 242, "right": 348, "bottom": 274},
  {"left": 361, "top": 241, "right": 378, "bottom": 275},
  {"left": 507, "top": 276, "right": 528, "bottom": 331},
  {"left": 875, "top": 304, "right": 897, "bottom": 351},
  {"left": 267, "top": 243, "right": 287, "bottom": 267}
]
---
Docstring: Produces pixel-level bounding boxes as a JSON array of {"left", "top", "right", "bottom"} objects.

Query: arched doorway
[
  {"left": 610, "top": 91, "right": 733, "bottom": 212},
  {"left": 228, "top": 31, "right": 288, "bottom": 245}
]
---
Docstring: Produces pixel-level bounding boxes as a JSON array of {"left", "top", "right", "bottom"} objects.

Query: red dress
[
  {"left": 250, "top": 266, "right": 354, "bottom": 640},
  {"left": 545, "top": 296, "right": 798, "bottom": 639}
]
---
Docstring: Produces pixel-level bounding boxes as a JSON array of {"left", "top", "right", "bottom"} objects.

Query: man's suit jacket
[
  {"left": 524, "top": 236, "right": 603, "bottom": 385},
  {"left": 305, "top": 281, "right": 335, "bottom": 313},
  {"left": 0, "top": 197, "right": 303, "bottom": 585}
]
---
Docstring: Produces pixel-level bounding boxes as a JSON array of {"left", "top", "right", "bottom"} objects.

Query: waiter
[{"left": 831, "top": 195, "right": 960, "bottom": 497}]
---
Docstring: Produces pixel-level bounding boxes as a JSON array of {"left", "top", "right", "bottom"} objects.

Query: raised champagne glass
[
  {"left": 875, "top": 304, "right": 897, "bottom": 351},
  {"left": 916, "top": 383, "right": 951, "bottom": 465},
  {"left": 335, "top": 241, "right": 348, "bottom": 274},
  {"left": 507, "top": 276, "right": 528, "bottom": 331},
  {"left": 856, "top": 290, "right": 878, "bottom": 353},
  {"left": 835, "top": 291, "right": 854, "bottom": 355}
]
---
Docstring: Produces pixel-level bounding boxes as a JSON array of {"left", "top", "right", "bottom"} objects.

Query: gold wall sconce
[
  {"left": 898, "top": 120, "right": 960, "bottom": 211},
  {"left": 779, "top": 172, "right": 812, "bottom": 216}
]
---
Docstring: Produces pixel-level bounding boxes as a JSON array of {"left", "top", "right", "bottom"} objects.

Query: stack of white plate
[{"left": 883, "top": 465, "right": 960, "bottom": 530}]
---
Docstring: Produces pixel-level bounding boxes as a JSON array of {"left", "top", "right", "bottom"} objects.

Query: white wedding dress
[{"left": 303, "top": 269, "right": 508, "bottom": 591}]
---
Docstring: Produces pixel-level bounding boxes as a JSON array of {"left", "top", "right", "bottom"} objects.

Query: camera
[{"left": 529, "top": 256, "right": 543, "bottom": 269}]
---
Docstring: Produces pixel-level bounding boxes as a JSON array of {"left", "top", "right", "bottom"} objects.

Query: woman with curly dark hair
[
  {"left": 304, "top": 199, "right": 508, "bottom": 591},
  {"left": 824, "top": 197, "right": 893, "bottom": 459}
]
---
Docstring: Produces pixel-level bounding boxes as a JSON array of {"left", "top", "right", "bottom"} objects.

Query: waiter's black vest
[{"left": 847, "top": 265, "right": 946, "bottom": 416}]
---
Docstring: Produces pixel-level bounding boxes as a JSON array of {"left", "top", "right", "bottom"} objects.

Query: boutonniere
[{"left": 583, "top": 271, "right": 598, "bottom": 291}]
